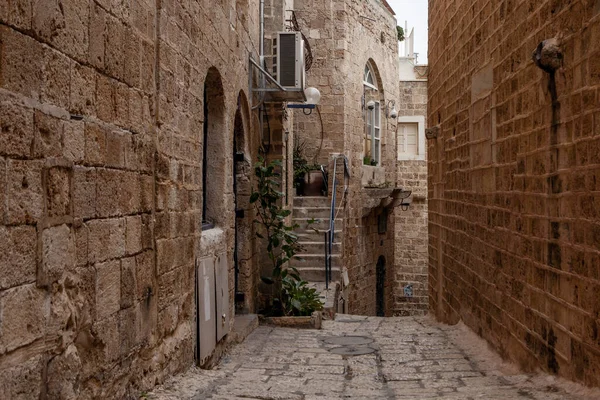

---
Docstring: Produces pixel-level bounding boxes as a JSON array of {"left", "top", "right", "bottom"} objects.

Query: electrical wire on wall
[{"left": 312, "top": 105, "right": 325, "bottom": 165}]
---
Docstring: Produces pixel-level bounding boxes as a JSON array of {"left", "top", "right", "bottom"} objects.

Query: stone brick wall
[
  {"left": 394, "top": 79, "right": 428, "bottom": 315},
  {"left": 0, "top": 0, "right": 279, "bottom": 397},
  {"left": 429, "top": 0, "right": 600, "bottom": 386},
  {"left": 294, "top": 0, "right": 400, "bottom": 315}
]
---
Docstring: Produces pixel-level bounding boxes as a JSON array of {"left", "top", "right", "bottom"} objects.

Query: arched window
[{"left": 364, "top": 62, "right": 381, "bottom": 165}]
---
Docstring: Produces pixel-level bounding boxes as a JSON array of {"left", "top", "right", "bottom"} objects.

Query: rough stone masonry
[
  {"left": 0, "top": 0, "right": 271, "bottom": 398},
  {"left": 428, "top": 0, "right": 600, "bottom": 388}
]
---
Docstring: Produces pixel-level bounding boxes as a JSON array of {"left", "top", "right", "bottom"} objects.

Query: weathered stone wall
[
  {"left": 0, "top": 0, "right": 272, "bottom": 397},
  {"left": 429, "top": 0, "right": 600, "bottom": 386},
  {"left": 394, "top": 79, "right": 428, "bottom": 315},
  {"left": 294, "top": 0, "right": 400, "bottom": 315}
]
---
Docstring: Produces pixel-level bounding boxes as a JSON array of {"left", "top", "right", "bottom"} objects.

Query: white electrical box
[{"left": 273, "top": 32, "right": 305, "bottom": 90}]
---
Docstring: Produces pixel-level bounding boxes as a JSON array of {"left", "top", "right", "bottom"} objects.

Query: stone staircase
[{"left": 290, "top": 196, "right": 342, "bottom": 283}]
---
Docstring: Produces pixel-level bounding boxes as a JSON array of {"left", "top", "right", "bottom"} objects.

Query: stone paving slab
[{"left": 145, "top": 315, "right": 600, "bottom": 399}]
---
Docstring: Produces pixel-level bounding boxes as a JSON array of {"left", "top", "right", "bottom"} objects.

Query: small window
[{"left": 397, "top": 116, "right": 426, "bottom": 161}]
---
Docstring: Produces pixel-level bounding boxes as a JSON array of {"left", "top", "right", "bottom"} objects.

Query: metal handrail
[{"left": 325, "top": 155, "right": 350, "bottom": 289}]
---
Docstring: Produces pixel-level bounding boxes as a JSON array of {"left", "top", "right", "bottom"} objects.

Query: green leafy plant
[
  {"left": 293, "top": 140, "right": 321, "bottom": 189},
  {"left": 397, "top": 26, "right": 405, "bottom": 42},
  {"left": 363, "top": 155, "right": 372, "bottom": 165},
  {"left": 250, "top": 156, "right": 323, "bottom": 316}
]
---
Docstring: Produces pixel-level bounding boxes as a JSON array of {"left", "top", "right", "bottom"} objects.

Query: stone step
[
  {"left": 299, "top": 241, "right": 341, "bottom": 254},
  {"left": 297, "top": 229, "right": 342, "bottom": 242},
  {"left": 290, "top": 254, "right": 341, "bottom": 269},
  {"left": 293, "top": 196, "right": 331, "bottom": 208},
  {"left": 292, "top": 207, "right": 333, "bottom": 219},
  {"left": 296, "top": 267, "right": 341, "bottom": 283},
  {"left": 293, "top": 218, "right": 342, "bottom": 231}
]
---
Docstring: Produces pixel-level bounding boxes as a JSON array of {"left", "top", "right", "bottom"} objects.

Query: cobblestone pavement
[{"left": 146, "top": 315, "right": 600, "bottom": 399}]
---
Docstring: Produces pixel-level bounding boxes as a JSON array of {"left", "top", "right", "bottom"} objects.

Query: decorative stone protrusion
[
  {"left": 532, "top": 38, "right": 563, "bottom": 73},
  {"left": 425, "top": 125, "right": 440, "bottom": 140}
]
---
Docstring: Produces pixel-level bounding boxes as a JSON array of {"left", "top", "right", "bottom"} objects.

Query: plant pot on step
[{"left": 304, "top": 170, "right": 325, "bottom": 196}]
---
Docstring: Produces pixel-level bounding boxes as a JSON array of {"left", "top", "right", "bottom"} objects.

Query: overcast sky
[{"left": 386, "top": 0, "right": 428, "bottom": 64}]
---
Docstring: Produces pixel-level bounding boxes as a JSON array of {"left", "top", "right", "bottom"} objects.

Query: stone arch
[
  {"left": 233, "top": 90, "right": 257, "bottom": 312},
  {"left": 202, "top": 67, "right": 228, "bottom": 228},
  {"left": 365, "top": 58, "right": 385, "bottom": 101}
]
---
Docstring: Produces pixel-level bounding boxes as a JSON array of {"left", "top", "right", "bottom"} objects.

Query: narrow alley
[{"left": 146, "top": 315, "right": 598, "bottom": 399}]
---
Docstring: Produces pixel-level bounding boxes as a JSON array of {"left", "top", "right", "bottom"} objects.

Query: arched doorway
[
  {"left": 376, "top": 256, "right": 386, "bottom": 317},
  {"left": 233, "top": 91, "right": 254, "bottom": 313}
]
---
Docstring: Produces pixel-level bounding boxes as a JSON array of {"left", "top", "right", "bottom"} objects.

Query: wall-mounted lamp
[
  {"left": 287, "top": 86, "right": 321, "bottom": 115},
  {"left": 385, "top": 100, "right": 398, "bottom": 119},
  {"left": 392, "top": 189, "right": 412, "bottom": 211}
]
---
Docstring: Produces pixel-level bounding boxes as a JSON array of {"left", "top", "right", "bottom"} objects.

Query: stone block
[
  {"left": 41, "top": 49, "right": 71, "bottom": 109},
  {"left": 73, "top": 166, "right": 96, "bottom": 219},
  {"left": 135, "top": 250, "right": 154, "bottom": 301},
  {"left": 95, "top": 259, "right": 121, "bottom": 320},
  {"left": 34, "top": 111, "right": 63, "bottom": 157},
  {"left": 0, "top": 354, "right": 43, "bottom": 400},
  {"left": 87, "top": 218, "right": 126, "bottom": 263},
  {"left": 126, "top": 215, "right": 143, "bottom": 255},
  {"left": 0, "top": 103, "right": 35, "bottom": 158},
  {"left": 32, "top": 0, "right": 89, "bottom": 61},
  {"left": 7, "top": 159, "right": 43, "bottom": 224},
  {"left": 123, "top": 28, "right": 141, "bottom": 88},
  {"left": 0, "top": 157, "right": 5, "bottom": 222},
  {"left": 105, "top": 15, "right": 125, "bottom": 79},
  {"left": 84, "top": 122, "right": 107, "bottom": 165},
  {"left": 96, "top": 74, "right": 116, "bottom": 123},
  {"left": 45, "top": 166, "right": 72, "bottom": 218},
  {"left": 0, "top": 283, "right": 47, "bottom": 353},
  {"left": 70, "top": 63, "right": 96, "bottom": 116},
  {"left": 0, "top": 26, "right": 44, "bottom": 99},
  {"left": 93, "top": 317, "right": 119, "bottom": 362},
  {"left": 0, "top": 0, "right": 32, "bottom": 30},
  {"left": 46, "top": 344, "right": 82, "bottom": 400},
  {"left": 118, "top": 306, "right": 138, "bottom": 356},
  {"left": 105, "top": 130, "right": 128, "bottom": 168},
  {"left": 63, "top": 120, "right": 85, "bottom": 163},
  {"left": 41, "top": 224, "right": 75, "bottom": 285},
  {"left": 88, "top": 2, "right": 107, "bottom": 69},
  {"left": 74, "top": 223, "right": 88, "bottom": 267},
  {"left": 0, "top": 225, "right": 37, "bottom": 290},
  {"left": 120, "top": 256, "right": 136, "bottom": 309}
]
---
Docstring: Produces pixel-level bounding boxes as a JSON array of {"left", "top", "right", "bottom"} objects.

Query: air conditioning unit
[{"left": 273, "top": 32, "right": 305, "bottom": 90}]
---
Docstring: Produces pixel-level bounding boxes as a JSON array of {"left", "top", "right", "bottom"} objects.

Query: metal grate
[{"left": 286, "top": 10, "right": 313, "bottom": 71}]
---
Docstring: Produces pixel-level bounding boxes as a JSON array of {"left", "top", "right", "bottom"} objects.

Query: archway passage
[
  {"left": 376, "top": 256, "right": 386, "bottom": 317},
  {"left": 233, "top": 91, "right": 254, "bottom": 313}
]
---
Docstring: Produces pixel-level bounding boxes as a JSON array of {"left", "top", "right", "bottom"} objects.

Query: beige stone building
[
  {"left": 429, "top": 0, "right": 600, "bottom": 388},
  {"left": 394, "top": 39, "right": 429, "bottom": 316},
  {"left": 291, "top": 0, "right": 422, "bottom": 317}
]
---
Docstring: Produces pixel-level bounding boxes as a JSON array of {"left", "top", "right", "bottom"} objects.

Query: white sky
[{"left": 386, "top": 0, "right": 428, "bottom": 64}]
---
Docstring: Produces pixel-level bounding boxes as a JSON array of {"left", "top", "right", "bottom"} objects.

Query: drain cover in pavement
[
  {"left": 329, "top": 346, "right": 376, "bottom": 355},
  {"left": 323, "top": 336, "right": 374, "bottom": 346}
]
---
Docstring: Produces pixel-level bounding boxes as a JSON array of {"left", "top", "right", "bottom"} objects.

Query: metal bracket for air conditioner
[{"left": 249, "top": 57, "right": 306, "bottom": 109}]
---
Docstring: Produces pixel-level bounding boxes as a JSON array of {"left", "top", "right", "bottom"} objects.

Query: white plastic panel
[
  {"left": 215, "top": 253, "right": 230, "bottom": 341},
  {"left": 197, "top": 256, "right": 216, "bottom": 361}
]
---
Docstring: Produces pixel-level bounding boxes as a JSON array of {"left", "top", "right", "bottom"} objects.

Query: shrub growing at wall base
[{"left": 250, "top": 156, "right": 323, "bottom": 316}]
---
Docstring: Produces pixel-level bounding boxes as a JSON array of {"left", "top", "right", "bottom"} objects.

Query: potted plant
[
  {"left": 294, "top": 140, "right": 326, "bottom": 196},
  {"left": 250, "top": 156, "right": 324, "bottom": 319}
]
